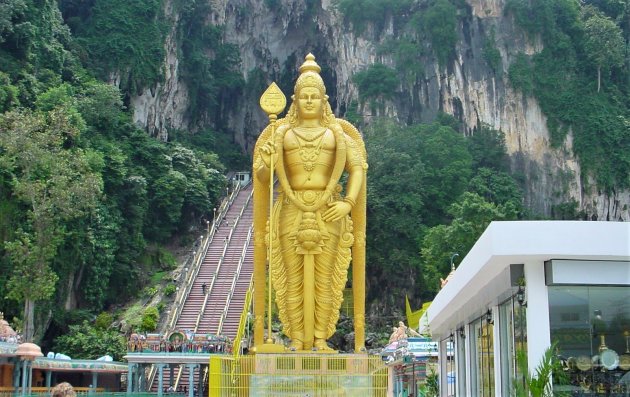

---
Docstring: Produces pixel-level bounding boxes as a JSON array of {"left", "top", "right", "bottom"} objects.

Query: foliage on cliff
[
  {"left": 0, "top": 0, "right": 226, "bottom": 343},
  {"left": 506, "top": 0, "right": 629, "bottom": 193},
  {"left": 339, "top": 0, "right": 629, "bottom": 197},
  {"left": 364, "top": 116, "right": 523, "bottom": 305}
]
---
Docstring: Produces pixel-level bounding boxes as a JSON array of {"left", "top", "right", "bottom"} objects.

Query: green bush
[
  {"left": 94, "top": 312, "right": 113, "bottom": 330},
  {"left": 352, "top": 63, "right": 399, "bottom": 103},
  {"left": 53, "top": 321, "right": 126, "bottom": 361},
  {"left": 140, "top": 306, "right": 159, "bottom": 332},
  {"left": 164, "top": 283, "right": 177, "bottom": 296}
]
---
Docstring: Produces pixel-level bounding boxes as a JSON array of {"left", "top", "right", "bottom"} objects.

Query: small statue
[{"left": 389, "top": 325, "right": 406, "bottom": 343}]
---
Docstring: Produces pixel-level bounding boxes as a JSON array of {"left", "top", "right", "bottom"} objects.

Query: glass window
[
  {"left": 499, "top": 299, "right": 516, "bottom": 396},
  {"left": 470, "top": 316, "right": 495, "bottom": 396},
  {"left": 549, "top": 286, "right": 630, "bottom": 394},
  {"left": 456, "top": 328, "right": 467, "bottom": 397},
  {"left": 482, "top": 319, "right": 495, "bottom": 397},
  {"left": 444, "top": 336, "right": 456, "bottom": 397},
  {"left": 470, "top": 318, "right": 481, "bottom": 397}
]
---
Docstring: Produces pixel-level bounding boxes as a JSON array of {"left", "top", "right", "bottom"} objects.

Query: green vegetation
[
  {"left": 365, "top": 117, "right": 524, "bottom": 304},
  {"left": 1, "top": 0, "right": 626, "bottom": 349},
  {"left": 513, "top": 342, "right": 568, "bottom": 397},
  {"left": 352, "top": 63, "right": 399, "bottom": 106},
  {"left": 140, "top": 306, "right": 159, "bottom": 332},
  {"left": 342, "top": 0, "right": 629, "bottom": 198},
  {"left": 421, "top": 0, "right": 459, "bottom": 66},
  {"left": 53, "top": 321, "right": 127, "bottom": 361},
  {"left": 334, "top": 0, "right": 413, "bottom": 35},
  {"left": 0, "top": 0, "right": 227, "bottom": 345},
  {"left": 61, "top": 0, "right": 167, "bottom": 95},
  {"left": 338, "top": 0, "right": 463, "bottom": 66},
  {"left": 176, "top": 1, "right": 243, "bottom": 124},
  {"left": 506, "top": 0, "right": 630, "bottom": 192},
  {"left": 164, "top": 284, "right": 177, "bottom": 296},
  {"left": 482, "top": 27, "right": 502, "bottom": 73}
]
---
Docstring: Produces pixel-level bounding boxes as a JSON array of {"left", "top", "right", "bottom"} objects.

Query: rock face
[
  {"left": 129, "top": 0, "right": 628, "bottom": 220},
  {"left": 128, "top": 0, "right": 190, "bottom": 142}
]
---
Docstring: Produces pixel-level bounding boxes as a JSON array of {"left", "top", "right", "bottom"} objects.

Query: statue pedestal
[
  {"left": 209, "top": 353, "right": 386, "bottom": 396},
  {"left": 252, "top": 343, "right": 286, "bottom": 354}
]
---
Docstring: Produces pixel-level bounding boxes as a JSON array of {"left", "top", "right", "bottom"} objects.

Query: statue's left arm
[{"left": 322, "top": 130, "right": 364, "bottom": 222}]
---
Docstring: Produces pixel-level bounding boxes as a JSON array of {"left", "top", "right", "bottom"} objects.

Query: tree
[
  {"left": 421, "top": 192, "right": 518, "bottom": 295},
  {"left": 468, "top": 168, "right": 524, "bottom": 212},
  {"left": 364, "top": 119, "right": 427, "bottom": 305},
  {"left": 583, "top": 12, "right": 625, "bottom": 92},
  {"left": 416, "top": 123, "right": 473, "bottom": 226},
  {"left": 53, "top": 321, "right": 126, "bottom": 361},
  {"left": 0, "top": 108, "right": 102, "bottom": 341},
  {"left": 421, "top": 0, "right": 458, "bottom": 66},
  {"left": 352, "top": 63, "right": 399, "bottom": 104}
]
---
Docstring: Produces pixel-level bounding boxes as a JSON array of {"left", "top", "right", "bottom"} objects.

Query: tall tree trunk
[{"left": 23, "top": 298, "right": 35, "bottom": 342}]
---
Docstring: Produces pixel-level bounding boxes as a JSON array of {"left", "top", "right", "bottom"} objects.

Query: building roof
[
  {"left": 32, "top": 358, "right": 127, "bottom": 373},
  {"left": 427, "top": 221, "right": 630, "bottom": 339},
  {"left": 0, "top": 342, "right": 126, "bottom": 373}
]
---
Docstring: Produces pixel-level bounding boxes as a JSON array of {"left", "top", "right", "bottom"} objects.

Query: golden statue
[{"left": 253, "top": 54, "right": 367, "bottom": 352}]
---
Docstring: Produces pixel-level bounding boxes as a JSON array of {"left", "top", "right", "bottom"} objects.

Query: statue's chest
[{"left": 284, "top": 128, "right": 335, "bottom": 152}]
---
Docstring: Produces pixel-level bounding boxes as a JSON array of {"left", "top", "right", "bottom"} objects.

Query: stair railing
[
  {"left": 216, "top": 225, "right": 253, "bottom": 334},
  {"left": 193, "top": 237, "right": 229, "bottom": 333},
  {"left": 230, "top": 283, "right": 254, "bottom": 383},
  {"left": 193, "top": 186, "right": 252, "bottom": 333},
  {"left": 146, "top": 183, "right": 237, "bottom": 390}
]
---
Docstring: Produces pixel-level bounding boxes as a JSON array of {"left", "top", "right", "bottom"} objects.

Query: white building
[{"left": 427, "top": 221, "right": 630, "bottom": 396}]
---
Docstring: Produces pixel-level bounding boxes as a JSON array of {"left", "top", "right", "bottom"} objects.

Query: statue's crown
[
  {"left": 299, "top": 53, "right": 321, "bottom": 74},
  {"left": 295, "top": 53, "right": 326, "bottom": 94}
]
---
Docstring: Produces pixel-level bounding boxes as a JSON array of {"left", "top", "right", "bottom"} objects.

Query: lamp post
[
  {"left": 15, "top": 342, "right": 43, "bottom": 397},
  {"left": 450, "top": 253, "right": 459, "bottom": 271}
]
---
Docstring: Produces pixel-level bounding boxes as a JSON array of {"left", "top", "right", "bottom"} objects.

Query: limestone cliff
[{"left": 129, "top": 0, "right": 629, "bottom": 220}]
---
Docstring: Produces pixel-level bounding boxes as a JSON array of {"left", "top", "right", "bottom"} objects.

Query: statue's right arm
[{"left": 255, "top": 125, "right": 286, "bottom": 183}]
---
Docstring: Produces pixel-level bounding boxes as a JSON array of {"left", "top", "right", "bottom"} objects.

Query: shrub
[
  {"left": 94, "top": 312, "right": 113, "bottom": 330},
  {"left": 140, "top": 306, "right": 159, "bottom": 332},
  {"left": 164, "top": 283, "right": 177, "bottom": 296}
]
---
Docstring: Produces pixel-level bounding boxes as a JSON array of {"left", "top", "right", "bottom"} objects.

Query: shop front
[{"left": 427, "top": 221, "right": 630, "bottom": 396}]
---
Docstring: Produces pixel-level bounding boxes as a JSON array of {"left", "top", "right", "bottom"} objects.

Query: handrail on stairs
[
  {"left": 230, "top": 283, "right": 254, "bottom": 384},
  {"left": 216, "top": 225, "right": 253, "bottom": 334},
  {"left": 193, "top": 186, "right": 252, "bottom": 333},
  {"left": 146, "top": 181, "right": 245, "bottom": 390}
]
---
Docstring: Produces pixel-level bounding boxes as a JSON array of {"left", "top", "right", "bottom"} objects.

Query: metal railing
[
  {"left": 229, "top": 284, "right": 253, "bottom": 384},
  {"left": 193, "top": 186, "right": 252, "bottom": 334},
  {"left": 146, "top": 182, "right": 244, "bottom": 391},
  {"left": 209, "top": 354, "right": 389, "bottom": 397},
  {"left": 166, "top": 182, "right": 246, "bottom": 391}
]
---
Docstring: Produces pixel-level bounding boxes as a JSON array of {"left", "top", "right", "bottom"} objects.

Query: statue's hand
[
  {"left": 322, "top": 201, "right": 352, "bottom": 222},
  {"left": 259, "top": 141, "right": 278, "bottom": 169}
]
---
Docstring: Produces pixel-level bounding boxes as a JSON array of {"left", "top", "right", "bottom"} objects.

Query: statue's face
[{"left": 296, "top": 86, "right": 323, "bottom": 120}]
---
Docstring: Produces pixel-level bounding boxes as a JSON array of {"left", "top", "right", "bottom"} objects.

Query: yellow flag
[{"left": 405, "top": 296, "right": 431, "bottom": 330}]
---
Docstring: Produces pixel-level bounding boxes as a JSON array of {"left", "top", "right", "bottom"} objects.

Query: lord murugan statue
[{"left": 253, "top": 54, "right": 367, "bottom": 352}]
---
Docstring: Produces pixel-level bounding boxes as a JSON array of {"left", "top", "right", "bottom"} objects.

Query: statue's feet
[
  {"left": 289, "top": 340, "right": 303, "bottom": 351},
  {"left": 314, "top": 338, "right": 333, "bottom": 351}
]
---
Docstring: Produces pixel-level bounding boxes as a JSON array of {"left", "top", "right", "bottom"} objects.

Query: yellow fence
[{"left": 209, "top": 354, "right": 388, "bottom": 397}]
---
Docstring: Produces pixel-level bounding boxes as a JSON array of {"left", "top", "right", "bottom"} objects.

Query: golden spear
[{"left": 258, "top": 82, "right": 286, "bottom": 345}]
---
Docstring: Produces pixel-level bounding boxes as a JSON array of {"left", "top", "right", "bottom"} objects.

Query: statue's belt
[{"left": 290, "top": 190, "right": 328, "bottom": 206}]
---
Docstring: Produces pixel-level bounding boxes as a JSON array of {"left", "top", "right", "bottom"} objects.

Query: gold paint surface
[{"left": 253, "top": 54, "right": 368, "bottom": 353}]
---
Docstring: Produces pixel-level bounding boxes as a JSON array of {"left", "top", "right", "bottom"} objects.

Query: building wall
[{"left": 427, "top": 221, "right": 630, "bottom": 396}]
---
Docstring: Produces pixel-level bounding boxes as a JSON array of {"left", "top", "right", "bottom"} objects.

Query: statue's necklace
[
  {"left": 293, "top": 127, "right": 327, "bottom": 172},
  {"left": 293, "top": 126, "right": 327, "bottom": 142}
]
